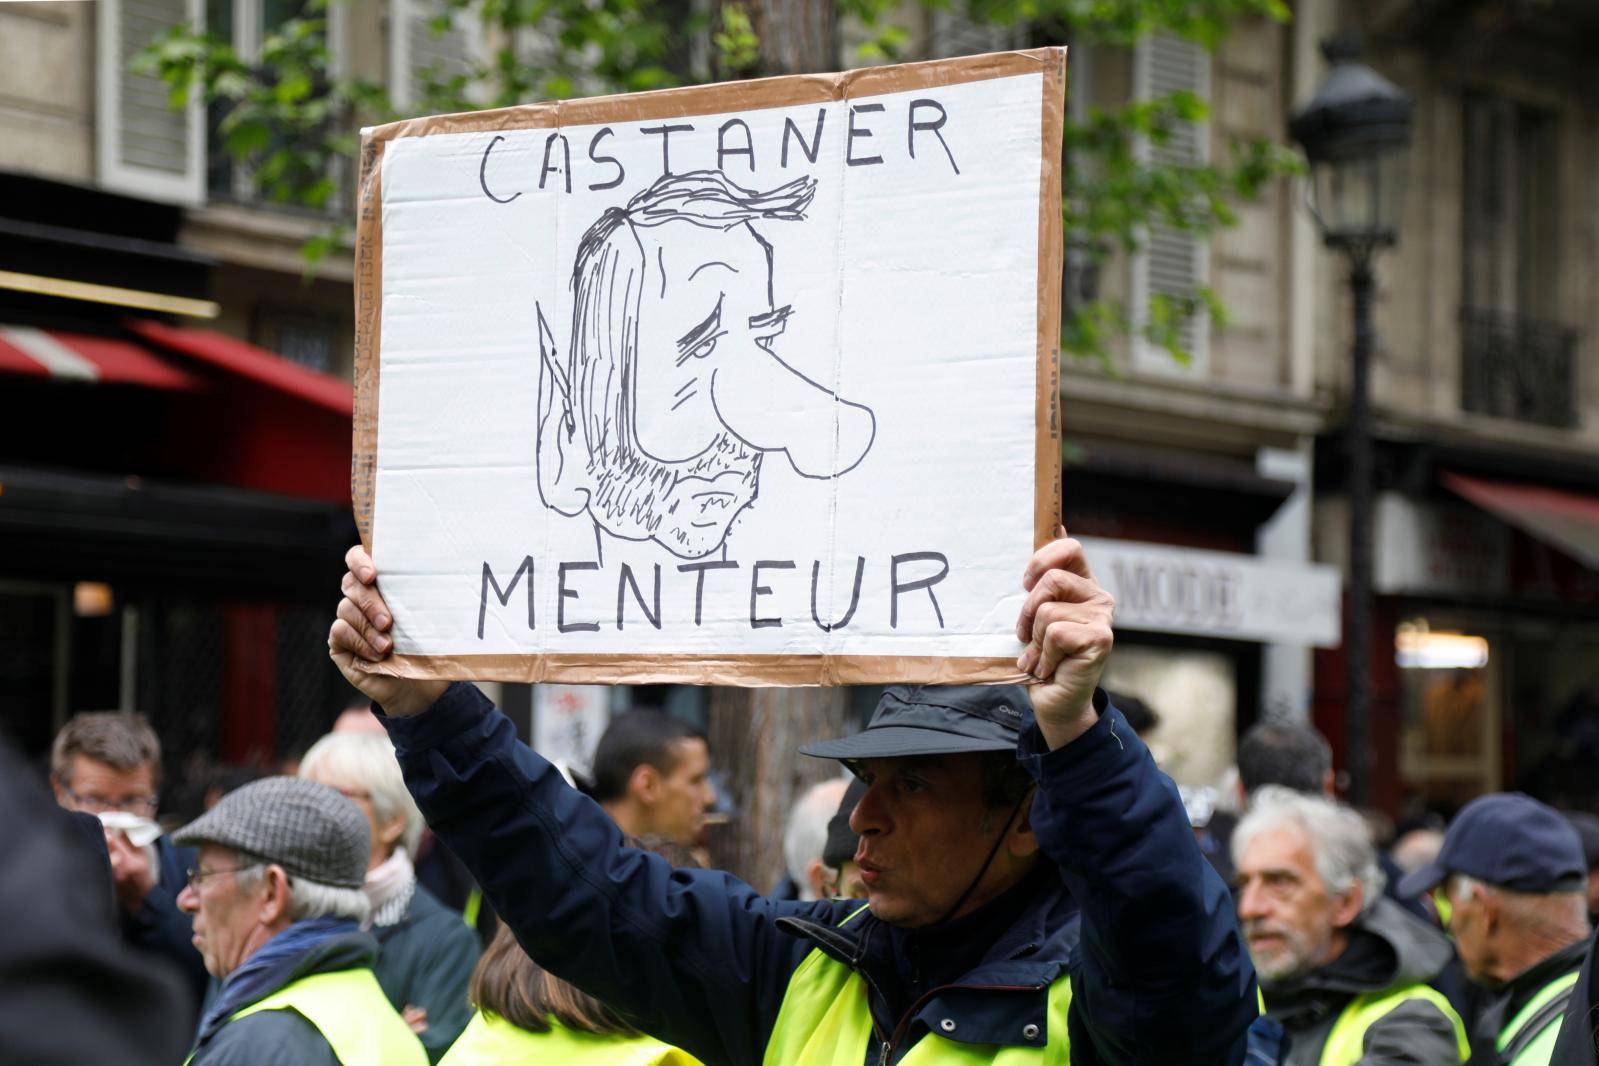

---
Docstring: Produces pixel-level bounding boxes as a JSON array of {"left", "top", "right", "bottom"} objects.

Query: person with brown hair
[
  {"left": 50, "top": 709, "right": 208, "bottom": 1012},
  {"left": 440, "top": 836, "right": 702, "bottom": 1066}
]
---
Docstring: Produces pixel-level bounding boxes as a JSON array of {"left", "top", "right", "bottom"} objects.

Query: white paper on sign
[{"left": 359, "top": 51, "right": 1064, "bottom": 685}]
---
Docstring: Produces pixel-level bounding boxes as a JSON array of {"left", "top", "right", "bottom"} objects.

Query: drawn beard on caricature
[
  {"left": 536, "top": 171, "right": 876, "bottom": 561},
  {"left": 585, "top": 430, "right": 763, "bottom": 560}
]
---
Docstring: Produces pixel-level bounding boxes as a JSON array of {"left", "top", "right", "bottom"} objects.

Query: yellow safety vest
[
  {"left": 1317, "top": 983, "right": 1469, "bottom": 1066},
  {"left": 439, "top": 1010, "right": 703, "bottom": 1065},
  {"left": 762, "top": 941, "right": 1072, "bottom": 1065},
  {"left": 1497, "top": 970, "right": 1582, "bottom": 1066},
  {"left": 187, "top": 968, "right": 427, "bottom": 1066}
]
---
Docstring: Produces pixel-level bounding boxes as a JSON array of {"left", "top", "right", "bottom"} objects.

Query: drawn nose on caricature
[{"left": 710, "top": 346, "right": 876, "bottom": 479}]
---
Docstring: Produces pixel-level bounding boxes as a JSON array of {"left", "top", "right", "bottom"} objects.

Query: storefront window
[
  {"left": 1101, "top": 643, "right": 1237, "bottom": 789},
  {"left": 1396, "top": 618, "right": 1498, "bottom": 809}
]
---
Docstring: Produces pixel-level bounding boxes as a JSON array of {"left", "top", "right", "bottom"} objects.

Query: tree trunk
[
  {"left": 705, "top": 687, "right": 849, "bottom": 890},
  {"left": 747, "top": 0, "right": 835, "bottom": 76},
  {"left": 701, "top": 0, "right": 844, "bottom": 893}
]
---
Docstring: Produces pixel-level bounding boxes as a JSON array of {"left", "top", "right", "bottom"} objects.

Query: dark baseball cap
[
  {"left": 1397, "top": 792, "right": 1587, "bottom": 897},
  {"left": 799, "top": 685, "right": 1029, "bottom": 761}
]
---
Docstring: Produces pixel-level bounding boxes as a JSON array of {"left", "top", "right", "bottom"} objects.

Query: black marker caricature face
[{"left": 537, "top": 171, "right": 876, "bottom": 560}]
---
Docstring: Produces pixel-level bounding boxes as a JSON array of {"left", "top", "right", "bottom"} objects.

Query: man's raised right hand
[{"left": 328, "top": 545, "right": 448, "bottom": 717}]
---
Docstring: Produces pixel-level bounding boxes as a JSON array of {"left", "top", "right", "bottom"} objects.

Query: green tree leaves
[{"left": 139, "top": 0, "right": 1299, "bottom": 362}]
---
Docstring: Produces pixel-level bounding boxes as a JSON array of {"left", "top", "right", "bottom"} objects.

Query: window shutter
[
  {"left": 1130, "top": 31, "right": 1210, "bottom": 374},
  {"left": 927, "top": 6, "right": 1026, "bottom": 60},
  {"left": 97, "top": 0, "right": 205, "bottom": 205},
  {"left": 389, "top": 0, "right": 477, "bottom": 114}
]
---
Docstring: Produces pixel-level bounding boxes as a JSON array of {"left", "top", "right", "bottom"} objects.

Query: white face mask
[{"left": 98, "top": 810, "right": 162, "bottom": 846}]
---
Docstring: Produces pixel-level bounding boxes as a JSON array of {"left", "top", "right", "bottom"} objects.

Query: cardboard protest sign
[{"left": 353, "top": 48, "right": 1065, "bottom": 686}]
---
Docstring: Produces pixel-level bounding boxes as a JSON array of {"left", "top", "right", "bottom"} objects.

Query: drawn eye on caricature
[
  {"left": 677, "top": 295, "right": 727, "bottom": 366},
  {"left": 687, "top": 337, "right": 720, "bottom": 361}
]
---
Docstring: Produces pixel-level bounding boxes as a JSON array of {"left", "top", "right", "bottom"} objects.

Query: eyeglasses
[
  {"left": 60, "top": 783, "right": 159, "bottom": 817},
  {"left": 186, "top": 864, "right": 261, "bottom": 888}
]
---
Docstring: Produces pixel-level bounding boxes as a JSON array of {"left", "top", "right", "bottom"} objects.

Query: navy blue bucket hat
[{"left": 799, "top": 685, "right": 1029, "bottom": 761}]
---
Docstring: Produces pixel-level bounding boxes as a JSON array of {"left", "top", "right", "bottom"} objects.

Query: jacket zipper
[
  {"left": 854, "top": 961, "right": 898, "bottom": 1064},
  {"left": 874, "top": 981, "right": 1046, "bottom": 1065}
]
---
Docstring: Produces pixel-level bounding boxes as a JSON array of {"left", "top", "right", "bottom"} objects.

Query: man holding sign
[{"left": 329, "top": 533, "right": 1258, "bottom": 1063}]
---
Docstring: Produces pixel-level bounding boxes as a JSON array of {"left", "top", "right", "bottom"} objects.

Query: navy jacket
[
  {"left": 380, "top": 683, "right": 1257, "bottom": 1065},
  {"left": 122, "top": 833, "right": 208, "bottom": 1018}
]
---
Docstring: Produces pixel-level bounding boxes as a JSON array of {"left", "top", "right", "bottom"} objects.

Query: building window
[
  {"left": 203, "top": 0, "right": 347, "bottom": 209},
  {"left": 1129, "top": 32, "right": 1211, "bottom": 376},
  {"left": 389, "top": 0, "right": 479, "bottom": 115},
  {"left": 1460, "top": 94, "right": 1577, "bottom": 428},
  {"left": 252, "top": 306, "right": 339, "bottom": 373},
  {"left": 97, "top": 0, "right": 207, "bottom": 205}
]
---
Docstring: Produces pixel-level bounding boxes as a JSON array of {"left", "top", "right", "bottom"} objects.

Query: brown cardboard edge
[
  {"left": 355, "top": 50, "right": 1065, "bottom": 686},
  {"left": 1035, "top": 49, "right": 1065, "bottom": 549},
  {"left": 352, "top": 135, "right": 384, "bottom": 555},
  {"left": 362, "top": 48, "right": 1068, "bottom": 142},
  {"left": 358, "top": 653, "right": 1032, "bottom": 687}
]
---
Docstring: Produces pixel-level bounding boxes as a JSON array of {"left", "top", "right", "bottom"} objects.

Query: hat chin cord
[{"left": 932, "top": 788, "right": 1033, "bottom": 928}]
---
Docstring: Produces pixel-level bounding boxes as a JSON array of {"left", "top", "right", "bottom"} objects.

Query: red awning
[
  {"left": 128, "top": 319, "right": 352, "bottom": 417},
  {"left": 0, "top": 318, "right": 353, "bottom": 504},
  {"left": 1442, "top": 471, "right": 1599, "bottom": 570},
  {"left": 0, "top": 324, "right": 203, "bottom": 389}
]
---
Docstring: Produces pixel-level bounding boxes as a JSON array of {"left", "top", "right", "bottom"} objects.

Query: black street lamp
[{"left": 1289, "top": 39, "right": 1412, "bottom": 808}]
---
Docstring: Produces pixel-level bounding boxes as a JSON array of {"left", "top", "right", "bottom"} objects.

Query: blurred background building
[
  {"left": 1061, "top": 0, "right": 1599, "bottom": 824},
  {"left": 2, "top": 0, "right": 1596, "bottom": 834}
]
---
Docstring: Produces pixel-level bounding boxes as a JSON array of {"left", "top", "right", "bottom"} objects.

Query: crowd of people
[
  {"left": 17, "top": 689, "right": 743, "bottom": 1064},
  {"left": 11, "top": 532, "right": 1599, "bottom": 1064}
]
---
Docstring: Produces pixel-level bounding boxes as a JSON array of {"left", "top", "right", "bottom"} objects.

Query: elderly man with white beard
[{"left": 1234, "top": 787, "right": 1468, "bottom": 1065}]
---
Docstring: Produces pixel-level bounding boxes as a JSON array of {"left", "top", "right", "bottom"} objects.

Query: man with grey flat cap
[
  {"left": 173, "top": 776, "right": 426, "bottom": 1066},
  {"left": 1398, "top": 793, "right": 1592, "bottom": 1066},
  {"left": 329, "top": 533, "right": 1258, "bottom": 1064}
]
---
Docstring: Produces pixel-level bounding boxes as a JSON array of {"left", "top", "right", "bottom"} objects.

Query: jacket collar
[
  {"left": 1478, "top": 934, "right": 1593, "bottom": 1046},
  {"left": 776, "top": 869, "right": 1078, "bottom": 1050},
  {"left": 193, "top": 924, "right": 377, "bottom": 1049},
  {"left": 1263, "top": 897, "right": 1454, "bottom": 1024}
]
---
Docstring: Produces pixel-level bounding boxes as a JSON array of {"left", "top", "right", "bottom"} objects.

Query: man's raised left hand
[{"left": 1016, "top": 531, "right": 1116, "bottom": 750}]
